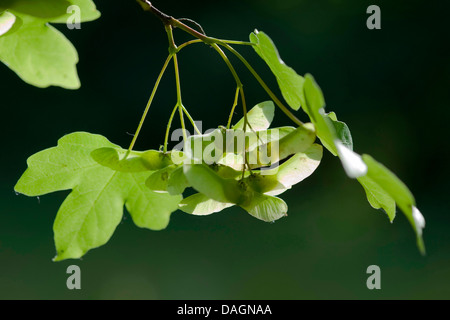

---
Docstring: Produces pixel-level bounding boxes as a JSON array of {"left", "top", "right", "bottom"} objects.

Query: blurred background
[{"left": 1, "top": 0, "right": 449, "bottom": 299}]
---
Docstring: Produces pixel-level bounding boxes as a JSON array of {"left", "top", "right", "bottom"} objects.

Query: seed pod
[{"left": 91, "top": 147, "right": 173, "bottom": 172}]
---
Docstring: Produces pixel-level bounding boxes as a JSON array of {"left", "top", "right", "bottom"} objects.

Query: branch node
[{"left": 136, "top": 0, "right": 172, "bottom": 25}]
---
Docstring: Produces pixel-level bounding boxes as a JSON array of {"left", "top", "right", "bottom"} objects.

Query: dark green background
[{"left": 1, "top": 0, "right": 449, "bottom": 299}]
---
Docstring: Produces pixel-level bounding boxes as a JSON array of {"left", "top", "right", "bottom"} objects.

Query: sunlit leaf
[
  {"left": 302, "top": 74, "right": 338, "bottom": 155},
  {"left": 15, "top": 132, "right": 181, "bottom": 261},
  {"left": 357, "top": 175, "right": 396, "bottom": 221},
  {"left": 250, "top": 30, "right": 305, "bottom": 111},
  {"left": 327, "top": 112, "right": 353, "bottom": 150},
  {"left": 302, "top": 74, "right": 366, "bottom": 180},
  {"left": 3, "top": 0, "right": 100, "bottom": 22},
  {"left": 50, "top": 0, "right": 101, "bottom": 23},
  {"left": 303, "top": 74, "right": 354, "bottom": 154},
  {"left": 3, "top": 0, "right": 69, "bottom": 20},
  {"left": 0, "top": 0, "right": 100, "bottom": 88},
  {"left": 359, "top": 154, "right": 425, "bottom": 254},
  {"left": 0, "top": 14, "right": 80, "bottom": 88}
]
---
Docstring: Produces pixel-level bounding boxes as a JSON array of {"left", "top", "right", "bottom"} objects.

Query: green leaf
[
  {"left": 49, "top": 0, "right": 101, "bottom": 23},
  {"left": 250, "top": 30, "right": 305, "bottom": 111},
  {"left": 360, "top": 154, "right": 425, "bottom": 254},
  {"left": 179, "top": 193, "right": 234, "bottom": 216},
  {"left": 327, "top": 112, "right": 353, "bottom": 151},
  {"left": 0, "top": 11, "right": 16, "bottom": 36},
  {"left": 233, "top": 101, "right": 275, "bottom": 131},
  {"left": 302, "top": 75, "right": 364, "bottom": 179},
  {"left": 299, "top": 65, "right": 425, "bottom": 253},
  {"left": 3, "top": 0, "right": 69, "bottom": 20},
  {"left": 4, "top": 0, "right": 100, "bottom": 22},
  {"left": 0, "top": 0, "right": 100, "bottom": 89},
  {"left": 0, "top": 14, "right": 80, "bottom": 88},
  {"left": 362, "top": 155, "right": 415, "bottom": 209},
  {"left": 15, "top": 132, "right": 181, "bottom": 261},
  {"left": 303, "top": 73, "right": 337, "bottom": 155},
  {"left": 303, "top": 74, "right": 354, "bottom": 153},
  {"left": 357, "top": 175, "right": 396, "bottom": 221}
]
